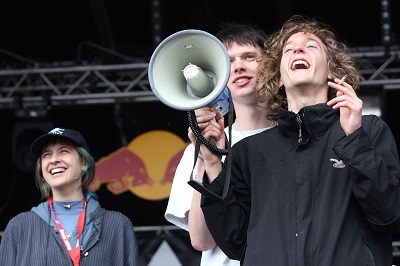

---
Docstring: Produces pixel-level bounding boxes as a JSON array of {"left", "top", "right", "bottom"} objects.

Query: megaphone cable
[
  {"left": 187, "top": 91, "right": 234, "bottom": 200},
  {"left": 186, "top": 88, "right": 233, "bottom": 155},
  {"left": 187, "top": 110, "right": 229, "bottom": 155}
]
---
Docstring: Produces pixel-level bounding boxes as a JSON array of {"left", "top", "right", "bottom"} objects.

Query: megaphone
[{"left": 148, "top": 29, "right": 230, "bottom": 114}]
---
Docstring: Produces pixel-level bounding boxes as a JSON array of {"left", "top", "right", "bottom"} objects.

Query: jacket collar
[
  {"left": 278, "top": 103, "right": 339, "bottom": 141},
  {"left": 31, "top": 189, "right": 101, "bottom": 226}
]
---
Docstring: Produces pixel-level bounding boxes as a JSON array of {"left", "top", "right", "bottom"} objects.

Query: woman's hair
[
  {"left": 257, "top": 15, "right": 360, "bottom": 121},
  {"left": 34, "top": 137, "right": 96, "bottom": 200}
]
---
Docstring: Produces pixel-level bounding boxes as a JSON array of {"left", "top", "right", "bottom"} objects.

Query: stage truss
[{"left": 0, "top": 46, "right": 399, "bottom": 111}]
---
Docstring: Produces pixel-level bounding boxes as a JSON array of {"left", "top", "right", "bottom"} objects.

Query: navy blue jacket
[{"left": 0, "top": 192, "right": 138, "bottom": 265}]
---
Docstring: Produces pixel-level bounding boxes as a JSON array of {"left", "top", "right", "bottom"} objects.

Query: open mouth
[
  {"left": 291, "top": 60, "right": 309, "bottom": 70},
  {"left": 51, "top": 168, "right": 66, "bottom": 175}
]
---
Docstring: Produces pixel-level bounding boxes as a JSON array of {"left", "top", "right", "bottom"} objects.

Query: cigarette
[{"left": 339, "top": 75, "right": 348, "bottom": 85}]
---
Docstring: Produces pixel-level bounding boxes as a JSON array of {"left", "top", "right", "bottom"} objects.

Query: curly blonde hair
[{"left": 257, "top": 15, "right": 360, "bottom": 122}]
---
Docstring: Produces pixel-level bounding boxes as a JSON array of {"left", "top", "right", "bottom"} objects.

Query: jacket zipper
[{"left": 295, "top": 114, "right": 302, "bottom": 143}]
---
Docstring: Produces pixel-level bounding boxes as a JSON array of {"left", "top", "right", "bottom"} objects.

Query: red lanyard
[{"left": 49, "top": 197, "right": 87, "bottom": 266}]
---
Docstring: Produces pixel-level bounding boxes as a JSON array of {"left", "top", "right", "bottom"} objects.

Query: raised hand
[{"left": 327, "top": 77, "right": 363, "bottom": 136}]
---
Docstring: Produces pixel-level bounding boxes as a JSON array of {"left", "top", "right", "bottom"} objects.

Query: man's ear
[{"left": 82, "top": 164, "right": 88, "bottom": 171}]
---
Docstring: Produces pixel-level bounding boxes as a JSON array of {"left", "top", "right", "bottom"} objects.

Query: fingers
[
  {"left": 204, "top": 124, "right": 223, "bottom": 139},
  {"left": 327, "top": 77, "right": 355, "bottom": 105},
  {"left": 188, "top": 127, "right": 196, "bottom": 143},
  {"left": 189, "top": 106, "right": 225, "bottom": 152},
  {"left": 194, "top": 107, "right": 217, "bottom": 124},
  {"left": 197, "top": 118, "right": 219, "bottom": 130},
  {"left": 196, "top": 106, "right": 224, "bottom": 130},
  {"left": 327, "top": 78, "right": 363, "bottom": 112},
  {"left": 328, "top": 77, "right": 351, "bottom": 90},
  {"left": 188, "top": 117, "right": 224, "bottom": 143}
]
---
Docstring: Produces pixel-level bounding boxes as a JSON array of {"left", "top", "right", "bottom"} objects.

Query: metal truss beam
[
  {"left": 0, "top": 63, "right": 155, "bottom": 109},
  {"left": 0, "top": 46, "right": 399, "bottom": 110},
  {"left": 350, "top": 46, "right": 400, "bottom": 91}
]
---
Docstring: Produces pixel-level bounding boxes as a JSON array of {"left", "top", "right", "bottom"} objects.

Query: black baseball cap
[{"left": 30, "top": 128, "right": 89, "bottom": 157}]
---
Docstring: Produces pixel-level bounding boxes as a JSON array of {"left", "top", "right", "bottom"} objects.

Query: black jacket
[{"left": 201, "top": 103, "right": 400, "bottom": 266}]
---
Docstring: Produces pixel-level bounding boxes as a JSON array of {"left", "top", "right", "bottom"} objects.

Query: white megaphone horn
[{"left": 148, "top": 29, "right": 230, "bottom": 115}]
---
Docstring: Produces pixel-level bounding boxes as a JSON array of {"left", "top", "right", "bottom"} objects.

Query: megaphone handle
[
  {"left": 209, "top": 137, "right": 217, "bottom": 146},
  {"left": 208, "top": 105, "right": 222, "bottom": 146}
]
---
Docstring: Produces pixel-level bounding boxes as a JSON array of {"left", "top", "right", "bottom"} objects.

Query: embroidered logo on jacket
[{"left": 330, "top": 158, "right": 345, "bottom": 168}]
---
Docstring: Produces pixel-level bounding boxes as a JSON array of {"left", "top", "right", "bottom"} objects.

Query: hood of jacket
[{"left": 32, "top": 189, "right": 100, "bottom": 227}]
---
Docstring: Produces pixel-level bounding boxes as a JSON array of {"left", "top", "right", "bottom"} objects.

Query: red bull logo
[{"left": 91, "top": 130, "right": 188, "bottom": 201}]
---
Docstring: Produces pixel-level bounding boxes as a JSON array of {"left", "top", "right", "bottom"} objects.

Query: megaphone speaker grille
[{"left": 148, "top": 29, "right": 230, "bottom": 111}]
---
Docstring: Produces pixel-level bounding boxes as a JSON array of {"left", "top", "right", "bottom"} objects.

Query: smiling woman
[
  {"left": 31, "top": 128, "right": 92, "bottom": 200},
  {"left": 0, "top": 127, "right": 139, "bottom": 266}
]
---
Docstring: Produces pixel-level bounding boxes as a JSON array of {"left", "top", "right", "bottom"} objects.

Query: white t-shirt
[{"left": 165, "top": 127, "right": 269, "bottom": 266}]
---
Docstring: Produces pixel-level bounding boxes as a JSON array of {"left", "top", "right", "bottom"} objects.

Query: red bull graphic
[{"left": 91, "top": 130, "right": 188, "bottom": 201}]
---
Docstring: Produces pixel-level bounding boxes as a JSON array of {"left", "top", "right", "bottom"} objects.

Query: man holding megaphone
[
  {"left": 194, "top": 15, "right": 400, "bottom": 266},
  {"left": 165, "top": 22, "right": 275, "bottom": 265}
]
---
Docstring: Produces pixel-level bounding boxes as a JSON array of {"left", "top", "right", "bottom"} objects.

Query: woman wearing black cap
[{"left": 0, "top": 127, "right": 138, "bottom": 266}]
